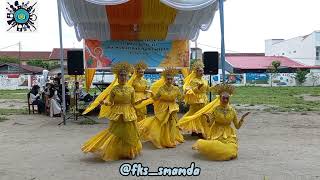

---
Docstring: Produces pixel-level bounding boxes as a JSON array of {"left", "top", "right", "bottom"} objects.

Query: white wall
[
  {"left": 0, "top": 74, "right": 30, "bottom": 90},
  {"left": 265, "top": 31, "right": 320, "bottom": 66}
]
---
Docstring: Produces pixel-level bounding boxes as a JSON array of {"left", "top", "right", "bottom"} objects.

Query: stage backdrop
[{"left": 84, "top": 39, "right": 189, "bottom": 69}]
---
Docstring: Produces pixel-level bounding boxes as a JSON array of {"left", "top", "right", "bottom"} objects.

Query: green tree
[
  {"left": 48, "top": 62, "right": 60, "bottom": 70},
  {"left": 294, "top": 69, "right": 309, "bottom": 86},
  {"left": 266, "top": 60, "right": 281, "bottom": 87},
  {"left": 27, "top": 59, "right": 50, "bottom": 69},
  {"left": 0, "top": 56, "right": 19, "bottom": 64}
]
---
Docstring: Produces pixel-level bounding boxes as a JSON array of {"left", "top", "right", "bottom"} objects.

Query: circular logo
[
  {"left": 14, "top": 9, "right": 30, "bottom": 24},
  {"left": 6, "top": 1, "right": 38, "bottom": 32}
]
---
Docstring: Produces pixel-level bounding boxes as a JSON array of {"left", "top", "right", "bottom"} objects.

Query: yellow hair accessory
[
  {"left": 191, "top": 60, "right": 204, "bottom": 70},
  {"left": 134, "top": 61, "right": 148, "bottom": 70},
  {"left": 214, "top": 83, "right": 235, "bottom": 95},
  {"left": 112, "top": 62, "right": 134, "bottom": 75},
  {"left": 161, "top": 67, "right": 178, "bottom": 77}
]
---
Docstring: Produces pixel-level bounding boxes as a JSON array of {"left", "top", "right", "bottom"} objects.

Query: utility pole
[{"left": 18, "top": 41, "right": 21, "bottom": 75}]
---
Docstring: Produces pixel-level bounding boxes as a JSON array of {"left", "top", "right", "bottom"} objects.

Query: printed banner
[
  {"left": 84, "top": 40, "right": 189, "bottom": 69},
  {"left": 246, "top": 73, "right": 270, "bottom": 84}
]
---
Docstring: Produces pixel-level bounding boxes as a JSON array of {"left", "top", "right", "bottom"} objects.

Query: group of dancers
[{"left": 81, "top": 60, "right": 250, "bottom": 161}]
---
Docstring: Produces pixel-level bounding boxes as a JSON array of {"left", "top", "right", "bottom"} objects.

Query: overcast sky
[{"left": 1, "top": 0, "right": 320, "bottom": 53}]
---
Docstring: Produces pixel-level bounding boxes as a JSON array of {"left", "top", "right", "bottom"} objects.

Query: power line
[
  {"left": 197, "top": 43, "right": 241, "bottom": 53},
  {"left": 0, "top": 42, "right": 20, "bottom": 51}
]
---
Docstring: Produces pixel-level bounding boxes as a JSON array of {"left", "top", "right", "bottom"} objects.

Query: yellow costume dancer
[
  {"left": 81, "top": 62, "right": 142, "bottom": 161},
  {"left": 178, "top": 60, "right": 214, "bottom": 138},
  {"left": 138, "top": 68, "right": 184, "bottom": 148},
  {"left": 191, "top": 84, "right": 250, "bottom": 161},
  {"left": 128, "top": 61, "right": 149, "bottom": 121}
]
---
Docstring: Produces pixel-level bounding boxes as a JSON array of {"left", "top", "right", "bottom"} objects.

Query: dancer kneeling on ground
[
  {"left": 81, "top": 62, "right": 142, "bottom": 161},
  {"left": 138, "top": 67, "right": 184, "bottom": 148},
  {"left": 191, "top": 84, "right": 250, "bottom": 160}
]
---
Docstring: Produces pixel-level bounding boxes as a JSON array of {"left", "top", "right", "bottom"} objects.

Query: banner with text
[{"left": 84, "top": 40, "right": 189, "bottom": 69}]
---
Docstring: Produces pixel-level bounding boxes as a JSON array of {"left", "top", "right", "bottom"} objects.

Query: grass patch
[
  {"left": 0, "top": 116, "right": 9, "bottom": 122},
  {"left": 0, "top": 108, "right": 28, "bottom": 115},
  {"left": 232, "top": 86, "right": 320, "bottom": 112},
  {"left": 78, "top": 119, "right": 99, "bottom": 125},
  {"left": 0, "top": 89, "right": 29, "bottom": 100},
  {"left": 310, "top": 94, "right": 320, "bottom": 97}
]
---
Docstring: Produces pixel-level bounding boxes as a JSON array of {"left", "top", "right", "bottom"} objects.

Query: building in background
[
  {"left": 0, "top": 51, "right": 50, "bottom": 65},
  {"left": 225, "top": 53, "right": 316, "bottom": 73},
  {"left": 265, "top": 31, "right": 320, "bottom": 69},
  {"left": 190, "top": 48, "right": 202, "bottom": 61},
  {"left": 0, "top": 63, "right": 45, "bottom": 89},
  {"left": 0, "top": 48, "right": 82, "bottom": 74}
]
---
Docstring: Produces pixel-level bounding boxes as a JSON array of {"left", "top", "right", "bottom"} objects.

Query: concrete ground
[{"left": 0, "top": 111, "right": 319, "bottom": 180}]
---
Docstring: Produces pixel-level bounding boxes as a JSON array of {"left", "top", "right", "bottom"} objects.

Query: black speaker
[
  {"left": 67, "top": 50, "right": 84, "bottom": 75},
  {"left": 203, "top": 51, "right": 219, "bottom": 75}
]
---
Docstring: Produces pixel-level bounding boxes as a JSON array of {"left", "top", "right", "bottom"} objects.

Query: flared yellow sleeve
[
  {"left": 183, "top": 71, "right": 196, "bottom": 92},
  {"left": 232, "top": 108, "right": 243, "bottom": 129},
  {"left": 181, "top": 67, "right": 190, "bottom": 78},
  {"left": 177, "top": 95, "right": 220, "bottom": 126},
  {"left": 127, "top": 71, "right": 137, "bottom": 87},
  {"left": 82, "top": 74, "right": 118, "bottom": 115},
  {"left": 134, "top": 76, "right": 165, "bottom": 109}
]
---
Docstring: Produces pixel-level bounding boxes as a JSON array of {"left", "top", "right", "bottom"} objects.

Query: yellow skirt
[
  {"left": 192, "top": 137, "right": 238, "bottom": 161},
  {"left": 81, "top": 120, "right": 142, "bottom": 161},
  {"left": 178, "top": 104, "right": 210, "bottom": 137},
  {"left": 138, "top": 112, "right": 184, "bottom": 148},
  {"left": 136, "top": 107, "right": 147, "bottom": 122}
]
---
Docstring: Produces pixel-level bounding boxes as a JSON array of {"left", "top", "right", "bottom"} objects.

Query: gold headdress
[
  {"left": 161, "top": 67, "right": 178, "bottom": 77},
  {"left": 191, "top": 60, "right": 204, "bottom": 70},
  {"left": 134, "top": 61, "right": 147, "bottom": 70},
  {"left": 214, "top": 83, "right": 235, "bottom": 95},
  {"left": 112, "top": 62, "right": 134, "bottom": 75}
]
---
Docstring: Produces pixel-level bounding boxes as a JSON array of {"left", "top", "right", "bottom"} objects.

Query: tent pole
[
  {"left": 57, "top": 0, "right": 66, "bottom": 125},
  {"left": 219, "top": 0, "right": 226, "bottom": 83}
]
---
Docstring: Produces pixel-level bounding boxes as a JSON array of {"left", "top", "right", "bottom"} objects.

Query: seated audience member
[
  {"left": 29, "top": 85, "right": 45, "bottom": 114},
  {"left": 48, "top": 83, "right": 62, "bottom": 117}
]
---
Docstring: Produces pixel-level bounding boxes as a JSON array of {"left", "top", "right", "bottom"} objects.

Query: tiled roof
[{"left": 225, "top": 56, "right": 308, "bottom": 69}]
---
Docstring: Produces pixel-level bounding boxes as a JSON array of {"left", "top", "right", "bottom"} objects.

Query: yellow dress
[
  {"left": 193, "top": 104, "right": 243, "bottom": 161},
  {"left": 81, "top": 85, "right": 142, "bottom": 161},
  {"left": 138, "top": 84, "right": 184, "bottom": 148},
  {"left": 178, "top": 77, "right": 211, "bottom": 137},
  {"left": 132, "top": 77, "right": 149, "bottom": 121}
]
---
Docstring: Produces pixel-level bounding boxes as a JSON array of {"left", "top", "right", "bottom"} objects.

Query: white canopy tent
[
  {"left": 59, "top": 0, "right": 219, "bottom": 41},
  {"left": 56, "top": 0, "right": 226, "bottom": 124}
]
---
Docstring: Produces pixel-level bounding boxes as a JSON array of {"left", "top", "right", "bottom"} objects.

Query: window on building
[
  {"left": 293, "top": 50, "right": 296, "bottom": 53},
  {"left": 0, "top": 66, "right": 9, "bottom": 72},
  {"left": 8, "top": 66, "right": 19, "bottom": 72},
  {"left": 316, "top": 47, "right": 320, "bottom": 60},
  {"left": 282, "top": 53, "right": 285, "bottom": 55},
  {"left": 191, "top": 51, "right": 196, "bottom": 59}
]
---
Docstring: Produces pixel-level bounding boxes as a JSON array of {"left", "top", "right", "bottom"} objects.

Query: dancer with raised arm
[
  {"left": 191, "top": 84, "right": 250, "bottom": 160},
  {"left": 178, "top": 60, "right": 215, "bottom": 138}
]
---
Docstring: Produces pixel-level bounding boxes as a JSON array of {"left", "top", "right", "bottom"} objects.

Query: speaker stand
[{"left": 58, "top": 75, "right": 94, "bottom": 125}]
